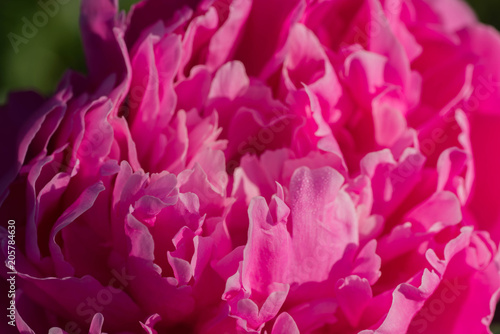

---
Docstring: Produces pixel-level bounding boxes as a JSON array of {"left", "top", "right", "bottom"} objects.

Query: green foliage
[
  {"left": 0, "top": 0, "right": 141, "bottom": 104},
  {"left": 0, "top": 0, "right": 85, "bottom": 103}
]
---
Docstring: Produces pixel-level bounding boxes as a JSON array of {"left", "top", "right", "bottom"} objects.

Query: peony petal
[
  {"left": 335, "top": 275, "right": 373, "bottom": 327},
  {"left": 288, "top": 166, "right": 358, "bottom": 283},
  {"left": 271, "top": 312, "right": 299, "bottom": 334},
  {"left": 406, "top": 191, "right": 462, "bottom": 231},
  {"left": 88, "top": 313, "right": 104, "bottom": 334}
]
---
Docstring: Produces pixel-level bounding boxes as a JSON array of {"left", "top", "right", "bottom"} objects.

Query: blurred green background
[
  {"left": 0, "top": 0, "right": 140, "bottom": 104},
  {"left": 0, "top": 0, "right": 499, "bottom": 331}
]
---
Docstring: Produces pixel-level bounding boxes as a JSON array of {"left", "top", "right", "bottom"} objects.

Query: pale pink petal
[{"left": 271, "top": 312, "right": 299, "bottom": 334}]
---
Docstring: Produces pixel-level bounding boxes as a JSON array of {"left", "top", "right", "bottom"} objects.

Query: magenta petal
[
  {"left": 80, "top": 0, "right": 128, "bottom": 86},
  {"left": 15, "top": 306, "right": 36, "bottom": 334},
  {"left": 232, "top": 0, "right": 303, "bottom": 77},
  {"left": 16, "top": 273, "right": 142, "bottom": 332},
  {"left": 286, "top": 298, "right": 338, "bottom": 333},
  {"left": 373, "top": 269, "right": 441, "bottom": 333},
  {"left": 167, "top": 252, "right": 193, "bottom": 286},
  {"left": 224, "top": 196, "right": 291, "bottom": 330},
  {"left": 271, "top": 312, "right": 299, "bottom": 334},
  {"left": 50, "top": 182, "right": 106, "bottom": 277},
  {"left": 406, "top": 191, "right": 462, "bottom": 231},
  {"left": 88, "top": 313, "right": 104, "bottom": 334},
  {"left": 140, "top": 313, "right": 161, "bottom": 334},
  {"left": 242, "top": 197, "right": 291, "bottom": 291},
  {"left": 208, "top": 61, "right": 249, "bottom": 101},
  {"left": 352, "top": 239, "right": 381, "bottom": 285},
  {"left": 335, "top": 275, "right": 373, "bottom": 327},
  {"left": 3, "top": 0, "right": 500, "bottom": 332},
  {"left": 0, "top": 91, "right": 52, "bottom": 200},
  {"left": 343, "top": 50, "right": 388, "bottom": 110},
  {"left": 125, "top": 213, "right": 155, "bottom": 261},
  {"left": 207, "top": 0, "right": 252, "bottom": 71},
  {"left": 288, "top": 167, "right": 358, "bottom": 283}
]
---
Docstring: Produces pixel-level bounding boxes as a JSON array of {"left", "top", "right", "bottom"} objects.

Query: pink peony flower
[{"left": 1, "top": 0, "right": 500, "bottom": 333}]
